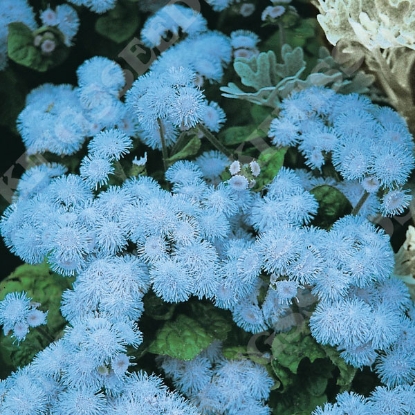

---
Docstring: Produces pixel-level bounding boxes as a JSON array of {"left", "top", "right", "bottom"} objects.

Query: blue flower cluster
[
  {"left": 3, "top": 148, "right": 412, "bottom": 376},
  {"left": 269, "top": 86, "right": 415, "bottom": 216},
  {"left": 17, "top": 57, "right": 133, "bottom": 156},
  {"left": 2, "top": 2, "right": 415, "bottom": 412},
  {"left": 159, "top": 341, "right": 274, "bottom": 414},
  {"left": 67, "top": 0, "right": 117, "bottom": 14},
  {"left": 125, "top": 66, "right": 226, "bottom": 150},
  {"left": 0, "top": 362, "right": 200, "bottom": 414},
  {"left": 0, "top": 291, "right": 47, "bottom": 342},
  {"left": 313, "top": 386, "right": 415, "bottom": 414}
]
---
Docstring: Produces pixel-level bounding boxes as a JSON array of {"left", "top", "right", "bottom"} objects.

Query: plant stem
[
  {"left": 352, "top": 190, "right": 370, "bottom": 216},
  {"left": 157, "top": 118, "right": 169, "bottom": 171},
  {"left": 36, "top": 325, "right": 55, "bottom": 344},
  {"left": 113, "top": 160, "right": 128, "bottom": 182},
  {"left": 197, "top": 123, "right": 233, "bottom": 159},
  {"left": 371, "top": 48, "right": 401, "bottom": 106},
  {"left": 278, "top": 22, "right": 286, "bottom": 55},
  {"left": 169, "top": 130, "right": 189, "bottom": 157}
]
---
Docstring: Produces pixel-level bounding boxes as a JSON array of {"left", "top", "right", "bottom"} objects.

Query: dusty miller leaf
[
  {"left": 221, "top": 83, "right": 281, "bottom": 108},
  {"left": 234, "top": 51, "right": 279, "bottom": 90},
  {"left": 275, "top": 44, "right": 306, "bottom": 79}
]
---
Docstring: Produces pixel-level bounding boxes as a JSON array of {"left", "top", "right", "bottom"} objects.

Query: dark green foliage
[
  {"left": 95, "top": 1, "right": 140, "bottom": 43},
  {"left": 255, "top": 147, "right": 287, "bottom": 190},
  {"left": 310, "top": 185, "right": 353, "bottom": 229},
  {"left": 148, "top": 302, "right": 232, "bottom": 360},
  {"left": 8, "top": 23, "right": 69, "bottom": 72}
]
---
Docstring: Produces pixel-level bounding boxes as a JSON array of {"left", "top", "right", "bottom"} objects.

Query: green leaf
[
  {"left": 272, "top": 389, "right": 328, "bottom": 415},
  {"left": 234, "top": 51, "right": 279, "bottom": 90},
  {"left": 7, "top": 23, "right": 41, "bottom": 68},
  {"left": 255, "top": 147, "right": 287, "bottom": 190},
  {"left": 310, "top": 185, "right": 353, "bottom": 229},
  {"left": 8, "top": 23, "right": 69, "bottom": 72},
  {"left": 219, "top": 125, "right": 258, "bottom": 146},
  {"left": 306, "top": 374, "right": 328, "bottom": 397},
  {"left": 167, "top": 135, "right": 201, "bottom": 163},
  {"left": 222, "top": 345, "right": 249, "bottom": 360},
  {"left": 143, "top": 291, "right": 177, "bottom": 321},
  {"left": 189, "top": 302, "right": 233, "bottom": 342},
  {"left": 271, "top": 359, "right": 295, "bottom": 390},
  {"left": 0, "top": 262, "right": 73, "bottom": 331},
  {"left": 148, "top": 314, "right": 216, "bottom": 360},
  {"left": 323, "top": 345, "right": 357, "bottom": 392},
  {"left": 250, "top": 105, "right": 274, "bottom": 125},
  {"left": 271, "top": 323, "right": 326, "bottom": 376},
  {"left": 283, "top": 18, "right": 317, "bottom": 50},
  {"left": 148, "top": 302, "right": 232, "bottom": 360},
  {"left": 95, "top": 2, "right": 140, "bottom": 43}
]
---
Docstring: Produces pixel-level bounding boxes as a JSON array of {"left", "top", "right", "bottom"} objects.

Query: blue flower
[
  {"left": 150, "top": 257, "right": 192, "bottom": 303},
  {"left": 140, "top": 5, "right": 207, "bottom": 48},
  {"left": 380, "top": 188, "right": 412, "bottom": 216},
  {"left": 160, "top": 355, "right": 213, "bottom": 395},
  {"left": 55, "top": 4, "right": 79, "bottom": 46},
  {"left": 77, "top": 56, "right": 125, "bottom": 93},
  {"left": 88, "top": 129, "right": 132, "bottom": 161},
  {"left": 80, "top": 155, "right": 114, "bottom": 190},
  {"left": 376, "top": 346, "right": 415, "bottom": 388},
  {"left": 256, "top": 226, "right": 303, "bottom": 275},
  {"left": 46, "top": 220, "right": 92, "bottom": 276},
  {"left": 46, "top": 174, "right": 93, "bottom": 211},
  {"left": 232, "top": 298, "right": 268, "bottom": 333},
  {"left": 368, "top": 385, "right": 415, "bottom": 414},
  {"left": 165, "top": 161, "right": 204, "bottom": 185},
  {"left": 195, "top": 151, "right": 230, "bottom": 182},
  {"left": 15, "top": 163, "right": 67, "bottom": 201},
  {"left": 80, "top": 0, "right": 117, "bottom": 14},
  {"left": 53, "top": 387, "right": 107, "bottom": 415}
]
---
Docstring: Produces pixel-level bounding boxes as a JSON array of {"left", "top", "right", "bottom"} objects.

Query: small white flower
[
  {"left": 229, "top": 160, "right": 241, "bottom": 175},
  {"left": 13, "top": 322, "right": 30, "bottom": 341},
  {"left": 262, "top": 5, "right": 285, "bottom": 21},
  {"left": 112, "top": 354, "right": 131, "bottom": 376},
  {"left": 27, "top": 309, "right": 47, "bottom": 327},
  {"left": 132, "top": 153, "right": 148, "bottom": 166},
  {"left": 250, "top": 160, "right": 261, "bottom": 177},
  {"left": 228, "top": 175, "right": 249, "bottom": 191},
  {"left": 40, "top": 8, "right": 58, "bottom": 26},
  {"left": 361, "top": 176, "right": 380, "bottom": 193},
  {"left": 381, "top": 189, "right": 411, "bottom": 216},
  {"left": 239, "top": 3, "right": 255, "bottom": 17}
]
